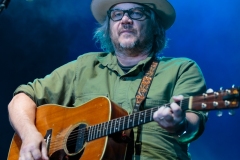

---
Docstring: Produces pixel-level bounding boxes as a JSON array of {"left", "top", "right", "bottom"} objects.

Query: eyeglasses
[{"left": 107, "top": 7, "right": 150, "bottom": 21}]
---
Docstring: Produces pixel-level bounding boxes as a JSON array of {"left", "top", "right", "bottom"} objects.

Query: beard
[
  {"left": 119, "top": 38, "right": 138, "bottom": 49},
  {"left": 110, "top": 23, "right": 155, "bottom": 54},
  {"left": 112, "top": 36, "right": 153, "bottom": 55},
  {"left": 110, "top": 23, "right": 155, "bottom": 56}
]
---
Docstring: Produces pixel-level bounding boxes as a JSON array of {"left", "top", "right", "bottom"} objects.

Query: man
[{"left": 8, "top": 0, "right": 207, "bottom": 159}]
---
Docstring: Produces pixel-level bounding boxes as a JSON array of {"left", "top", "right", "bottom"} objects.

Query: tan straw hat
[{"left": 91, "top": 0, "right": 176, "bottom": 30}]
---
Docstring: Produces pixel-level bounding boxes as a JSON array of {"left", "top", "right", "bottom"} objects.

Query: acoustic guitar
[{"left": 8, "top": 86, "right": 240, "bottom": 160}]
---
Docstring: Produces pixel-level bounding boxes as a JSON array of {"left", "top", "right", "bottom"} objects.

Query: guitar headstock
[{"left": 188, "top": 85, "right": 240, "bottom": 112}]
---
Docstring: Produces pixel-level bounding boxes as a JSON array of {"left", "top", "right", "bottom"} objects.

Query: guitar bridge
[{"left": 44, "top": 129, "right": 52, "bottom": 153}]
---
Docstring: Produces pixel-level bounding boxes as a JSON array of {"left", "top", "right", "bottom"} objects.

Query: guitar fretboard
[{"left": 86, "top": 99, "right": 188, "bottom": 141}]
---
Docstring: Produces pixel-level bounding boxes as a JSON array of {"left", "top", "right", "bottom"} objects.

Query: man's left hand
[{"left": 153, "top": 95, "right": 185, "bottom": 133}]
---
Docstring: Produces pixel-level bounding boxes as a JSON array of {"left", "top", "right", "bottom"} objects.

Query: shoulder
[
  {"left": 159, "top": 57, "right": 200, "bottom": 69},
  {"left": 76, "top": 52, "right": 114, "bottom": 68},
  {"left": 76, "top": 52, "right": 108, "bottom": 61},
  {"left": 156, "top": 57, "right": 203, "bottom": 77},
  {"left": 48, "top": 52, "right": 107, "bottom": 74},
  {"left": 159, "top": 57, "right": 196, "bottom": 65}
]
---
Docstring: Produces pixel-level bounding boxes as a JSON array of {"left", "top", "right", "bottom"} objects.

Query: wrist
[
  {"left": 175, "top": 118, "right": 188, "bottom": 138},
  {"left": 174, "top": 116, "right": 201, "bottom": 143}
]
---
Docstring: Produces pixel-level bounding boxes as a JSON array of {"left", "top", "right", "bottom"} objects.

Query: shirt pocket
[{"left": 73, "top": 93, "right": 109, "bottom": 106}]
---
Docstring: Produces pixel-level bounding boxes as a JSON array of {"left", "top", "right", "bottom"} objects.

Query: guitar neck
[
  {"left": 86, "top": 99, "right": 190, "bottom": 141},
  {"left": 87, "top": 86, "right": 240, "bottom": 141},
  {"left": 87, "top": 106, "right": 159, "bottom": 141}
]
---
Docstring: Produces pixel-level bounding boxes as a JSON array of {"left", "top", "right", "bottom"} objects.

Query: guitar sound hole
[{"left": 66, "top": 123, "right": 87, "bottom": 155}]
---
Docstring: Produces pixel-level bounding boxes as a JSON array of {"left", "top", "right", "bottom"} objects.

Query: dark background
[{"left": 1, "top": 0, "right": 240, "bottom": 159}]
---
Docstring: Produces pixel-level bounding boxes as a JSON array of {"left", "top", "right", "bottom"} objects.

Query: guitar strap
[{"left": 133, "top": 57, "right": 159, "bottom": 155}]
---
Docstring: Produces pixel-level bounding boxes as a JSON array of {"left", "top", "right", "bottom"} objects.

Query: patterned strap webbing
[{"left": 134, "top": 58, "right": 159, "bottom": 155}]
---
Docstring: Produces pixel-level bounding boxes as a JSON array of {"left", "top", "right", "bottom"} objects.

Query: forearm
[{"left": 8, "top": 93, "right": 38, "bottom": 140}]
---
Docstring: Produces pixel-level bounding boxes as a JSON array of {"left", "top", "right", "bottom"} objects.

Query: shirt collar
[{"left": 97, "top": 52, "right": 155, "bottom": 69}]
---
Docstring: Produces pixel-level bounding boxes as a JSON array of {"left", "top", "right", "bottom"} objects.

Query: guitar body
[{"left": 8, "top": 96, "right": 130, "bottom": 160}]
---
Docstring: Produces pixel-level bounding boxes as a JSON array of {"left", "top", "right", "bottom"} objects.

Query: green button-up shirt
[{"left": 14, "top": 52, "right": 207, "bottom": 160}]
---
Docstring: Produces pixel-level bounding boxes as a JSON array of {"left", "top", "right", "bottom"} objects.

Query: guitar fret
[
  {"left": 112, "top": 119, "right": 115, "bottom": 133},
  {"left": 97, "top": 123, "right": 101, "bottom": 138},
  {"left": 139, "top": 112, "right": 142, "bottom": 124},
  {"left": 116, "top": 119, "right": 119, "bottom": 132},
  {"left": 122, "top": 116, "right": 126, "bottom": 130},
  {"left": 139, "top": 111, "right": 144, "bottom": 125},
  {"left": 113, "top": 119, "right": 117, "bottom": 133},
  {"left": 126, "top": 115, "right": 130, "bottom": 128},
  {"left": 105, "top": 121, "right": 109, "bottom": 136},
  {"left": 135, "top": 112, "right": 138, "bottom": 125},
  {"left": 88, "top": 126, "right": 92, "bottom": 141},
  {"left": 114, "top": 119, "right": 117, "bottom": 132},
  {"left": 122, "top": 116, "right": 125, "bottom": 130},
  {"left": 113, "top": 119, "right": 116, "bottom": 133},
  {"left": 89, "top": 127, "right": 92, "bottom": 140},
  {"left": 132, "top": 113, "right": 135, "bottom": 126},
  {"left": 91, "top": 126, "right": 94, "bottom": 140},
  {"left": 95, "top": 124, "right": 98, "bottom": 139},
  {"left": 93, "top": 125, "right": 96, "bottom": 140},
  {"left": 137, "top": 113, "right": 140, "bottom": 125},
  {"left": 110, "top": 119, "right": 113, "bottom": 134},
  {"left": 102, "top": 122, "right": 106, "bottom": 137},
  {"left": 119, "top": 117, "right": 122, "bottom": 131},
  {"left": 95, "top": 124, "right": 98, "bottom": 138},
  {"left": 97, "top": 124, "right": 100, "bottom": 138},
  {"left": 95, "top": 125, "right": 98, "bottom": 139},
  {"left": 150, "top": 109, "right": 153, "bottom": 121},
  {"left": 144, "top": 110, "right": 146, "bottom": 123},
  {"left": 150, "top": 108, "right": 153, "bottom": 121},
  {"left": 126, "top": 115, "right": 129, "bottom": 128},
  {"left": 128, "top": 115, "right": 134, "bottom": 128},
  {"left": 102, "top": 122, "right": 107, "bottom": 136},
  {"left": 100, "top": 123, "right": 103, "bottom": 137},
  {"left": 127, "top": 115, "right": 130, "bottom": 128},
  {"left": 151, "top": 109, "right": 154, "bottom": 121}
]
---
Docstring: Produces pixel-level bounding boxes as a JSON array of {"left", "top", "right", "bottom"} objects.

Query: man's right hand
[
  {"left": 8, "top": 93, "right": 49, "bottom": 160},
  {"left": 19, "top": 130, "right": 48, "bottom": 160}
]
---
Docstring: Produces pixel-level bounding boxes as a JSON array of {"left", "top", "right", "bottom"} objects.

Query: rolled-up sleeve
[
  {"left": 172, "top": 59, "right": 207, "bottom": 142},
  {"left": 14, "top": 60, "right": 77, "bottom": 107}
]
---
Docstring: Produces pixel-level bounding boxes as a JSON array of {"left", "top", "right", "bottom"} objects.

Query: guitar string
[{"left": 46, "top": 99, "right": 191, "bottom": 152}]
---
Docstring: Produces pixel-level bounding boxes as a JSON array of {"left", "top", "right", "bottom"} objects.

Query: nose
[{"left": 121, "top": 13, "right": 133, "bottom": 24}]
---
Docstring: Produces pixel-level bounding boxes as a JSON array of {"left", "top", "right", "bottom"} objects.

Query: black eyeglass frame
[{"left": 107, "top": 7, "right": 151, "bottom": 22}]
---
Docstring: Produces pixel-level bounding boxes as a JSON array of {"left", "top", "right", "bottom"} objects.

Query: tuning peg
[
  {"left": 216, "top": 110, "right": 223, "bottom": 117},
  {"left": 228, "top": 110, "right": 235, "bottom": 116},
  {"left": 220, "top": 87, "right": 224, "bottom": 93}
]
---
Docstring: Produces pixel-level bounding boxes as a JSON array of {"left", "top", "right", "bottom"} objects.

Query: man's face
[{"left": 109, "top": 3, "right": 153, "bottom": 50}]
